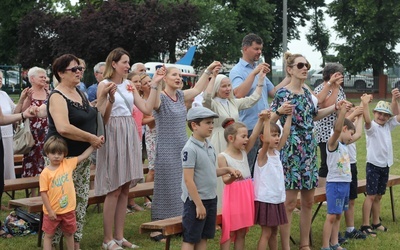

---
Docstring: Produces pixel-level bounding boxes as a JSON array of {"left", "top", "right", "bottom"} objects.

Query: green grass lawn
[{"left": 1, "top": 98, "right": 400, "bottom": 249}]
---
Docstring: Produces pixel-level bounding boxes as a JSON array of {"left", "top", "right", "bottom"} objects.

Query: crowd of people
[{"left": 0, "top": 32, "right": 399, "bottom": 250}]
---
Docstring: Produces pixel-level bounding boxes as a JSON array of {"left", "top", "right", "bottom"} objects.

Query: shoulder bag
[{"left": 13, "top": 118, "right": 34, "bottom": 155}]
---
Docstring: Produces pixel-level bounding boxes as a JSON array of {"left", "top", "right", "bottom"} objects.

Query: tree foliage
[
  {"left": 305, "top": 1, "right": 330, "bottom": 68},
  {"left": 17, "top": 0, "right": 201, "bottom": 69},
  {"left": 329, "top": 0, "right": 400, "bottom": 77}
]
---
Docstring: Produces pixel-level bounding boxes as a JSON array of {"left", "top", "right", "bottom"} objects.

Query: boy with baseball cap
[
  {"left": 360, "top": 94, "right": 400, "bottom": 236},
  {"left": 181, "top": 107, "right": 241, "bottom": 250}
]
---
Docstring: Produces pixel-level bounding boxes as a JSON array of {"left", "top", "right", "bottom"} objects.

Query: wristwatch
[{"left": 275, "top": 110, "right": 281, "bottom": 116}]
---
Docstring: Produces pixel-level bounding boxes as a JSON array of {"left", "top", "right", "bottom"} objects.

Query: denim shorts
[
  {"left": 326, "top": 182, "right": 350, "bottom": 215},
  {"left": 182, "top": 197, "right": 217, "bottom": 243}
]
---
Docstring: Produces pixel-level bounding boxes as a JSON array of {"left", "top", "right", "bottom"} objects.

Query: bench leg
[
  {"left": 390, "top": 187, "right": 396, "bottom": 222},
  {"left": 37, "top": 212, "right": 43, "bottom": 247},
  {"left": 165, "top": 236, "right": 171, "bottom": 250}
]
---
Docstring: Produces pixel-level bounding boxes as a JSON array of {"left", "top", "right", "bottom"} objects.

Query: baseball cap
[
  {"left": 187, "top": 107, "right": 219, "bottom": 120},
  {"left": 373, "top": 101, "right": 393, "bottom": 116}
]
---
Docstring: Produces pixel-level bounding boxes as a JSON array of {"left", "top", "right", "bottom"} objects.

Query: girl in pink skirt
[
  {"left": 218, "top": 111, "right": 268, "bottom": 250},
  {"left": 254, "top": 110, "right": 292, "bottom": 250}
]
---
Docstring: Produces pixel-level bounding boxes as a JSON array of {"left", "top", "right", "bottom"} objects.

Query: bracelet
[
  {"left": 151, "top": 86, "right": 158, "bottom": 90},
  {"left": 108, "top": 98, "right": 115, "bottom": 104},
  {"left": 257, "top": 84, "right": 264, "bottom": 87},
  {"left": 21, "top": 112, "right": 25, "bottom": 120},
  {"left": 204, "top": 69, "right": 212, "bottom": 75}
]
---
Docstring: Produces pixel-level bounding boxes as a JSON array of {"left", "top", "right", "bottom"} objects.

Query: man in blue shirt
[
  {"left": 87, "top": 62, "right": 105, "bottom": 104},
  {"left": 229, "top": 33, "right": 289, "bottom": 174}
]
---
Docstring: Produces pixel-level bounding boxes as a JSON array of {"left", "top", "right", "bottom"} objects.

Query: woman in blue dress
[{"left": 150, "top": 61, "right": 221, "bottom": 241}]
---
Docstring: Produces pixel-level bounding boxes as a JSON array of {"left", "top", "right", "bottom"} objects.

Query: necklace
[{"left": 163, "top": 90, "right": 177, "bottom": 102}]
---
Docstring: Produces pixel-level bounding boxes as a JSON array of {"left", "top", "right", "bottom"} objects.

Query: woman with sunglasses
[
  {"left": 270, "top": 52, "right": 347, "bottom": 250},
  {"left": 45, "top": 54, "right": 107, "bottom": 250}
]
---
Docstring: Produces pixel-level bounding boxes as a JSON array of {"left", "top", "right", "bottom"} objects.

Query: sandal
[
  {"left": 114, "top": 238, "right": 139, "bottom": 249},
  {"left": 150, "top": 233, "right": 166, "bottom": 243},
  {"left": 102, "top": 240, "right": 123, "bottom": 250},
  {"left": 360, "top": 225, "right": 377, "bottom": 237},
  {"left": 371, "top": 223, "right": 388, "bottom": 232},
  {"left": 128, "top": 204, "right": 144, "bottom": 212},
  {"left": 143, "top": 202, "right": 152, "bottom": 209},
  {"left": 330, "top": 243, "right": 346, "bottom": 250}
]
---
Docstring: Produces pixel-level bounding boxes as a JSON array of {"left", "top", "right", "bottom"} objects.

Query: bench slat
[{"left": 8, "top": 182, "right": 154, "bottom": 213}]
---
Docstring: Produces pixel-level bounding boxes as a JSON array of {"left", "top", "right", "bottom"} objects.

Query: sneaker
[
  {"left": 338, "top": 232, "right": 348, "bottom": 245},
  {"left": 345, "top": 229, "right": 367, "bottom": 240}
]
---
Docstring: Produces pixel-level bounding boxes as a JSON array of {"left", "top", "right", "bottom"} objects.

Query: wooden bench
[
  {"left": 295, "top": 174, "right": 400, "bottom": 246},
  {"left": 140, "top": 212, "right": 222, "bottom": 250},
  {"left": 8, "top": 181, "right": 154, "bottom": 247},
  {"left": 14, "top": 154, "right": 23, "bottom": 165},
  {"left": 4, "top": 170, "right": 96, "bottom": 200}
]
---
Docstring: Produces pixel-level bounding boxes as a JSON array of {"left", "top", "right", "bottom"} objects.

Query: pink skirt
[
  {"left": 254, "top": 201, "right": 288, "bottom": 227},
  {"left": 221, "top": 178, "right": 254, "bottom": 244}
]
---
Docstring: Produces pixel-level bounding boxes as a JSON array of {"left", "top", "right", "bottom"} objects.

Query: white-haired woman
[
  {"left": 202, "top": 70, "right": 263, "bottom": 208},
  {"left": 14, "top": 67, "right": 49, "bottom": 181}
]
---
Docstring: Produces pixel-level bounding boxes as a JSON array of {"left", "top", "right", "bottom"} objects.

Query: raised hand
[
  {"left": 330, "top": 72, "right": 344, "bottom": 86},
  {"left": 360, "top": 93, "right": 373, "bottom": 104},
  {"left": 152, "top": 65, "right": 167, "bottom": 85}
]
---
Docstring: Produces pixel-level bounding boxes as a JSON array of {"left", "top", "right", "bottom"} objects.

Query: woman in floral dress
[
  {"left": 270, "top": 52, "right": 345, "bottom": 250},
  {"left": 16, "top": 67, "right": 49, "bottom": 181}
]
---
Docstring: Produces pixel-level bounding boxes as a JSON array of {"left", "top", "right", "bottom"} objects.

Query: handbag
[{"left": 13, "top": 118, "right": 34, "bottom": 155}]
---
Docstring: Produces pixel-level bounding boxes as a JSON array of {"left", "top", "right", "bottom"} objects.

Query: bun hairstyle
[
  {"left": 284, "top": 51, "right": 309, "bottom": 76},
  {"left": 222, "top": 118, "right": 247, "bottom": 142}
]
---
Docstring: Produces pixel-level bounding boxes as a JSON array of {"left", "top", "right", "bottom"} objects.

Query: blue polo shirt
[
  {"left": 87, "top": 83, "right": 98, "bottom": 102},
  {"left": 181, "top": 136, "right": 217, "bottom": 201},
  {"left": 229, "top": 58, "right": 274, "bottom": 129}
]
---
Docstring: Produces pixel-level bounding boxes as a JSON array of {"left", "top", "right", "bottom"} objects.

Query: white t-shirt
[
  {"left": 0, "top": 91, "right": 16, "bottom": 138},
  {"left": 253, "top": 149, "right": 285, "bottom": 204},
  {"left": 326, "top": 142, "right": 351, "bottom": 182},
  {"left": 103, "top": 79, "right": 134, "bottom": 116},
  {"left": 348, "top": 143, "right": 357, "bottom": 164},
  {"left": 366, "top": 119, "right": 400, "bottom": 168}
]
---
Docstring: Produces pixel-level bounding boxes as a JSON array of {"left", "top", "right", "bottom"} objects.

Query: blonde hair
[
  {"left": 222, "top": 118, "right": 247, "bottom": 142},
  {"left": 284, "top": 52, "right": 309, "bottom": 76},
  {"left": 162, "top": 67, "right": 180, "bottom": 90}
]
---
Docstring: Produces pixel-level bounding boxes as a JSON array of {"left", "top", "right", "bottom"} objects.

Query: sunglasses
[
  {"left": 65, "top": 66, "right": 84, "bottom": 73},
  {"left": 292, "top": 62, "right": 310, "bottom": 70}
]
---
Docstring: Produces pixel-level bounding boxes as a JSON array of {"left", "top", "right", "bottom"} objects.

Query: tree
[
  {"left": 17, "top": 0, "right": 202, "bottom": 70},
  {"left": 305, "top": 1, "right": 330, "bottom": 68},
  {"left": 329, "top": 0, "right": 400, "bottom": 78},
  {"left": 0, "top": 0, "right": 69, "bottom": 64}
]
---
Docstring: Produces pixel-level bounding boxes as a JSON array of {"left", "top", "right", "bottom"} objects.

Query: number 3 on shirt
[{"left": 183, "top": 151, "right": 188, "bottom": 162}]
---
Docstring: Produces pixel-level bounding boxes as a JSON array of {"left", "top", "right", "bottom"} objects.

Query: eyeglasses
[
  {"left": 292, "top": 62, "right": 310, "bottom": 70},
  {"left": 65, "top": 66, "right": 84, "bottom": 73}
]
